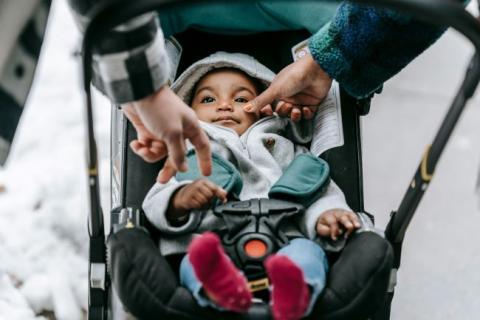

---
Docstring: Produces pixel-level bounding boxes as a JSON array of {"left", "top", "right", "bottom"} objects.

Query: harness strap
[{"left": 269, "top": 154, "right": 330, "bottom": 207}]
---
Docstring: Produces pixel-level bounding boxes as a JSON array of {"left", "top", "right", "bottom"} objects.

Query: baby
[{"left": 143, "top": 52, "right": 361, "bottom": 320}]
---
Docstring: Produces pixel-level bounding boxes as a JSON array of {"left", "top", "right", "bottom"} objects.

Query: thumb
[{"left": 243, "top": 86, "right": 279, "bottom": 114}]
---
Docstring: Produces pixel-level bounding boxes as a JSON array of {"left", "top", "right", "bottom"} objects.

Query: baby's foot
[
  {"left": 188, "top": 232, "right": 252, "bottom": 312},
  {"left": 264, "top": 255, "right": 310, "bottom": 320}
]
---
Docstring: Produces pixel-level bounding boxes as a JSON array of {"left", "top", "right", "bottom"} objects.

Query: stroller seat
[
  {"left": 106, "top": 29, "right": 393, "bottom": 320},
  {"left": 108, "top": 219, "right": 392, "bottom": 320}
]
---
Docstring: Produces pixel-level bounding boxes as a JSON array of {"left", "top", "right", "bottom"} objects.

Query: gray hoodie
[{"left": 143, "top": 117, "right": 352, "bottom": 256}]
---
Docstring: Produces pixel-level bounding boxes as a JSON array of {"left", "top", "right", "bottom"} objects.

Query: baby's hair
[{"left": 189, "top": 67, "right": 267, "bottom": 105}]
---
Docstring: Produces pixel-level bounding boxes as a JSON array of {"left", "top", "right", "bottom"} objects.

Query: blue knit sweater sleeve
[{"left": 308, "top": 1, "right": 468, "bottom": 99}]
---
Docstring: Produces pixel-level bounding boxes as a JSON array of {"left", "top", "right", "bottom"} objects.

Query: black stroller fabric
[{"left": 108, "top": 227, "right": 393, "bottom": 320}]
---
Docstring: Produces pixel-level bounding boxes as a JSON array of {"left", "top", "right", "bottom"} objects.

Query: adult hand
[
  {"left": 243, "top": 53, "right": 332, "bottom": 122},
  {"left": 122, "top": 103, "right": 167, "bottom": 163},
  {"left": 122, "top": 86, "right": 212, "bottom": 183}
]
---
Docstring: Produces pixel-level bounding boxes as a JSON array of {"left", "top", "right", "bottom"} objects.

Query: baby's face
[{"left": 191, "top": 69, "right": 260, "bottom": 135}]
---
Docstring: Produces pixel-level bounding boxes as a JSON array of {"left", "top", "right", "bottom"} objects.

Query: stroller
[{"left": 81, "top": 1, "right": 480, "bottom": 319}]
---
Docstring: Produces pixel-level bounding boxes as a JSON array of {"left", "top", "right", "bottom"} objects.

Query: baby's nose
[{"left": 218, "top": 101, "right": 233, "bottom": 110}]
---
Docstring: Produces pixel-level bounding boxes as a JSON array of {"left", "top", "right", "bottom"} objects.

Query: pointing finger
[{"left": 243, "top": 86, "right": 279, "bottom": 113}]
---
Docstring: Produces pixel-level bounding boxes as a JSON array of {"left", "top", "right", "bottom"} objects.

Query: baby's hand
[
  {"left": 316, "top": 209, "right": 361, "bottom": 240},
  {"left": 173, "top": 178, "right": 227, "bottom": 211}
]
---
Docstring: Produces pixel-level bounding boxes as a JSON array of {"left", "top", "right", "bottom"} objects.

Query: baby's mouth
[{"left": 214, "top": 115, "right": 239, "bottom": 124}]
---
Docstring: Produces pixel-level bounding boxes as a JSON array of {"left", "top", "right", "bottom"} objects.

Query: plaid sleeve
[
  {"left": 308, "top": 2, "right": 449, "bottom": 99},
  {"left": 90, "top": 12, "right": 170, "bottom": 104}
]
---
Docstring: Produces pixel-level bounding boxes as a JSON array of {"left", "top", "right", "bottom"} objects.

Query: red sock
[
  {"left": 188, "top": 232, "right": 252, "bottom": 312},
  {"left": 264, "top": 255, "right": 310, "bottom": 320}
]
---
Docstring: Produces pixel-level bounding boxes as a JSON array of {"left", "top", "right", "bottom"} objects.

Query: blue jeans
[{"left": 180, "top": 238, "right": 329, "bottom": 316}]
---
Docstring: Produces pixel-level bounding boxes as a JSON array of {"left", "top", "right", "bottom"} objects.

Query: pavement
[{"left": 363, "top": 25, "right": 480, "bottom": 319}]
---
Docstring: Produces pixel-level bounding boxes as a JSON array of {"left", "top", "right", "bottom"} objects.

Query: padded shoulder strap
[
  {"left": 269, "top": 153, "right": 330, "bottom": 207},
  {"left": 176, "top": 150, "right": 243, "bottom": 200}
]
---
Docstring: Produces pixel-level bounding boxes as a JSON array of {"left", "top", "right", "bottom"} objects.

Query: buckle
[{"left": 248, "top": 277, "right": 269, "bottom": 293}]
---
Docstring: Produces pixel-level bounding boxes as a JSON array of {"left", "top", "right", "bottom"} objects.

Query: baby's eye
[
  {"left": 201, "top": 96, "right": 215, "bottom": 104},
  {"left": 234, "top": 97, "right": 249, "bottom": 104}
]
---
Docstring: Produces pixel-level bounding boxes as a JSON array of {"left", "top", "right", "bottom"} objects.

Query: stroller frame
[{"left": 81, "top": 1, "right": 480, "bottom": 319}]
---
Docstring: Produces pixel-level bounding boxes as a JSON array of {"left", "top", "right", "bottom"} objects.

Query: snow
[
  {"left": 0, "top": 1, "right": 110, "bottom": 319},
  {"left": 0, "top": 274, "right": 43, "bottom": 320}
]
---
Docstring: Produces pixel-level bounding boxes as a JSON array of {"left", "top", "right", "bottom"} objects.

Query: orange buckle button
[{"left": 244, "top": 239, "right": 267, "bottom": 258}]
